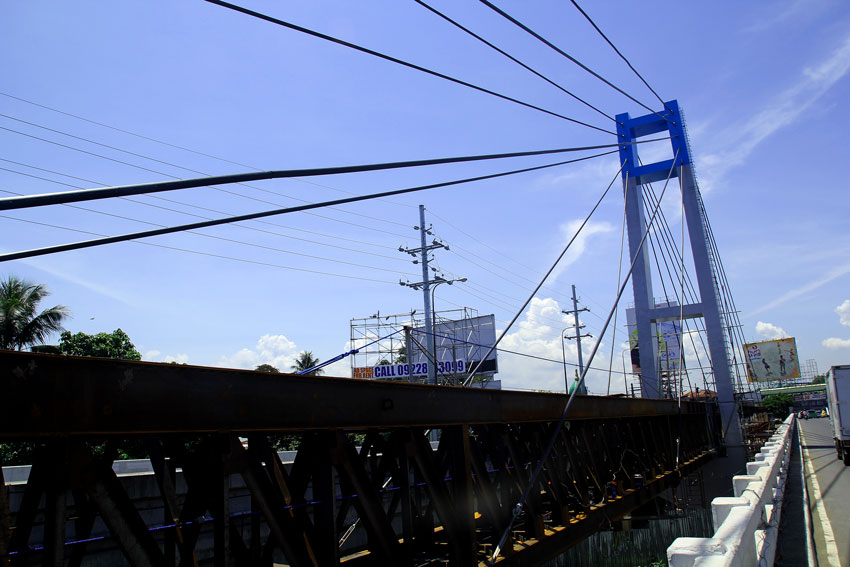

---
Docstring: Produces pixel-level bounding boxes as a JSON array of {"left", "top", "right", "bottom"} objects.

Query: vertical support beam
[
  {"left": 618, "top": 158, "right": 659, "bottom": 398},
  {"left": 616, "top": 99, "right": 743, "bottom": 463},
  {"left": 679, "top": 164, "right": 744, "bottom": 455},
  {"left": 446, "top": 426, "right": 476, "bottom": 566}
]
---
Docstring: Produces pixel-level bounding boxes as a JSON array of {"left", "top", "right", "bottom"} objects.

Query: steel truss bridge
[{"left": 0, "top": 351, "right": 719, "bottom": 566}]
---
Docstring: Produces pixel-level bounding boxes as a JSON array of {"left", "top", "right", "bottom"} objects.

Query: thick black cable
[
  {"left": 0, "top": 115, "right": 416, "bottom": 228},
  {"left": 0, "top": 140, "right": 662, "bottom": 210},
  {"left": 0, "top": 91, "right": 415, "bottom": 210},
  {"left": 0, "top": 164, "right": 410, "bottom": 262},
  {"left": 0, "top": 215, "right": 402, "bottom": 284},
  {"left": 0, "top": 150, "right": 619, "bottom": 262},
  {"left": 568, "top": 0, "right": 670, "bottom": 110},
  {"left": 202, "top": 0, "right": 616, "bottom": 135},
  {"left": 464, "top": 159, "right": 627, "bottom": 384},
  {"left": 640, "top": 183, "right": 712, "bottom": 390},
  {"left": 478, "top": 0, "right": 667, "bottom": 122},
  {"left": 488, "top": 151, "right": 679, "bottom": 563},
  {"left": 413, "top": 0, "right": 615, "bottom": 123}
]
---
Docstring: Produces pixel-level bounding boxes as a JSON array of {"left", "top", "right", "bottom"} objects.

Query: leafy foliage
[
  {"left": 762, "top": 393, "right": 794, "bottom": 418},
  {"left": 291, "top": 350, "right": 323, "bottom": 375},
  {"left": 812, "top": 375, "right": 826, "bottom": 385},
  {"left": 0, "top": 276, "right": 69, "bottom": 350},
  {"left": 58, "top": 328, "right": 141, "bottom": 360},
  {"left": 255, "top": 363, "right": 280, "bottom": 373}
]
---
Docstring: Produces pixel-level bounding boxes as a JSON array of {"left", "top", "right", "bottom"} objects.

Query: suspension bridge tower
[{"left": 616, "top": 100, "right": 744, "bottom": 457}]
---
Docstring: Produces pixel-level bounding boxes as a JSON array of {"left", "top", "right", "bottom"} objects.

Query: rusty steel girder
[{"left": 0, "top": 351, "right": 718, "bottom": 566}]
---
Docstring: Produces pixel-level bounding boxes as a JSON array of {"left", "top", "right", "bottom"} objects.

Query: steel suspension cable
[
  {"left": 203, "top": 0, "right": 617, "bottom": 135},
  {"left": 463, "top": 159, "right": 627, "bottom": 384},
  {"left": 488, "top": 151, "right": 679, "bottom": 564},
  {"left": 606, "top": 172, "right": 629, "bottom": 395},
  {"left": 478, "top": 0, "right": 669, "bottom": 123},
  {"left": 0, "top": 141, "right": 660, "bottom": 210},
  {"left": 413, "top": 0, "right": 616, "bottom": 123},
  {"left": 568, "top": 0, "right": 670, "bottom": 110},
  {"left": 0, "top": 113, "right": 416, "bottom": 229},
  {"left": 0, "top": 151, "right": 620, "bottom": 262}
]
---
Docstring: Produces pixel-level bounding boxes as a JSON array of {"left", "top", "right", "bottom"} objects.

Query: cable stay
[
  {"left": 0, "top": 139, "right": 668, "bottom": 211},
  {"left": 0, "top": 114, "right": 417, "bottom": 229},
  {"left": 487, "top": 150, "right": 680, "bottom": 564},
  {"left": 463, "top": 159, "right": 627, "bottom": 384},
  {"left": 202, "top": 0, "right": 617, "bottom": 135},
  {"left": 413, "top": 0, "right": 616, "bottom": 123},
  {"left": 568, "top": 0, "right": 671, "bottom": 111},
  {"left": 295, "top": 329, "right": 404, "bottom": 376},
  {"left": 0, "top": 150, "right": 623, "bottom": 262},
  {"left": 478, "top": 0, "right": 670, "bottom": 125},
  {"left": 0, "top": 215, "right": 408, "bottom": 284}
]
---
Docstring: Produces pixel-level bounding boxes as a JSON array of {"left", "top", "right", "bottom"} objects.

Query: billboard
[
  {"left": 744, "top": 338, "right": 800, "bottom": 382},
  {"left": 352, "top": 314, "right": 498, "bottom": 381},
  {"left": 626, "top": 306, "right": 683, "bottom": 375}
]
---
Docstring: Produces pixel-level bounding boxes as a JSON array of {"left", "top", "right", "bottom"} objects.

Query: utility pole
[
  {"left": 399, "top": 205, "right": 449, "bottom": 388},
  {"left": 562, "top": 284, "right": 591, "bottom": 394}
]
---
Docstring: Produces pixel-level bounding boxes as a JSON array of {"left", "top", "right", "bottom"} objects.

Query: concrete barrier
[{"left": 667, "top": 414, "right": 795, "bottom": 567}]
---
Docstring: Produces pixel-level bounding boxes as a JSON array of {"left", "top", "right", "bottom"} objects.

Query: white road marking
[{"left": 800, "top": 426, "right": 841, "bottom": 567}]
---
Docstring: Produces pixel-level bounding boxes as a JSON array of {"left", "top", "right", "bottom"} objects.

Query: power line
[
  {"left": 0, "top": 161, "right": 411, "bottom": 262},
  {"left": 0, "top": 113, "right": 415, "bottom": 229},
  {"left": 0, "top": 215, "right": 404, "bottom": 284},
  {"left": 0, "top": 150, "right": 622, "bottom": 262},
  {"left": 568, "top": 0, "right": 669, "bottom": 109},
  {"left": 478, "top": 0, "right": 667, "bottom": 122},
  {"left": 202, "top": 0, "right": 617, "bottom": 135},
  {"left": 0, "top": 91, "right": 416, "bottom": 210},
  {"left": 413, "top": 0, "right": 616, "bottom": 123}
]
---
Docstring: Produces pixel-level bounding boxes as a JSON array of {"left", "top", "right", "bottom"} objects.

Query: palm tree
[
  {"left": 0, "top": 276, "right": 69, "bottom": 351},
  {"left": 291, "top": 351, "right": 323, "bottom": 376}
]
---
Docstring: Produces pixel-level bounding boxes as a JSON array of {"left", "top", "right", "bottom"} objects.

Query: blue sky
[{"left": 2, "top": 0, "right": 849, "bottom": 394}]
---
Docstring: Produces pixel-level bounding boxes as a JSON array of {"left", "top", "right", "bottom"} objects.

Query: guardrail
[{"left": 667, "top": 414, "right": 795, "bottom": 567}]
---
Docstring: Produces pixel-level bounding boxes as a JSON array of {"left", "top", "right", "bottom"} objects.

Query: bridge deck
[{"left": 0, "top": 351, "right": 718, "bottom": 566}]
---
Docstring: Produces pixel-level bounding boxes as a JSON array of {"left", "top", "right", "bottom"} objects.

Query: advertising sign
[
  {"left": 410, "top": 314, "right": 498, "bottom": 375},
  {"left": 743, "top": 337, "right": 800, "bottom": 382},
  {"left": 352, "top": 360, "right": 465, "bottom": 380}
]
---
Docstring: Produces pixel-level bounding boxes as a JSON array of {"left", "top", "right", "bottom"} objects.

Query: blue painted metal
[{"left": 617, "top": 100, "right": 743, "bottom": 452}]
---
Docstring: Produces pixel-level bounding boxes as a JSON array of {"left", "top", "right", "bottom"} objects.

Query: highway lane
[{"left": 800, "top": 416, "right": 850, "bottom": 567}]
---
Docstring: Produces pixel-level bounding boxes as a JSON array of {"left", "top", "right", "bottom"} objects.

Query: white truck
[{"left": 825, "top": 365, "right": 850, "bottom": 466}]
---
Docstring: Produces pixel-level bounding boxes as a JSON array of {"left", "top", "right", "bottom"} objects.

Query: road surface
[{"left": 799, "top": 416, "right": 850, "bottom": 567}]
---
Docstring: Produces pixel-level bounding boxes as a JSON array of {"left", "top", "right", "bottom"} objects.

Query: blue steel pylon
[{"left": 616, "top": 100, "right": 743, "bottom": 453}]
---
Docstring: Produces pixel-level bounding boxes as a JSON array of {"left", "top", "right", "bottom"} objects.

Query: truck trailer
[{"left": 825, "top": 365, "right": 850, "bottom": 466}]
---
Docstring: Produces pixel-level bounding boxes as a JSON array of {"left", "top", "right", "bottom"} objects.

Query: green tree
[
  {"left": 0, "top": 276, "right": 69, "bottom": 350},
  {"left": 58, "top": 329, "right": 141, "bottom": 360},
  {"left": 291, "top": 351, "right": 323, "bottom": 375},
  {"left": 762, "top": 393, "right": 794, "bottom": 418},
  {"left": 394, "top": 344, "right": 406, "bottom": 364},
  {"left": 812, "top": 375, "right": 826, "bottom": 385},
  {"left": 255, "top": 363, "right": 279, "bottom": 373}
]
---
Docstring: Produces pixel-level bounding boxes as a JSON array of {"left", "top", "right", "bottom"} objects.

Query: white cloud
[
  {"left": 495, "top": 297, "right": 622, "bottom": 395},
  {"left": 699, "top": 33, "right": 850, "bottom": 190},
  {"left": 549, "top": 220, "right": 614, "bottom": 283},
  {"left": 217, "top": 333, "right": 299, "bottom": 371},
  {"left": 836, "top": 299, "right": 850, "bottom": 326},
  {"left": 144, "top": 350, "right": 189, "bottom": 364},
  {"left": 823, "top": 337, "right": 850, "bottom": 349},
  {"left": 756, "top": 321, "right": 788, "bottom": 340}
]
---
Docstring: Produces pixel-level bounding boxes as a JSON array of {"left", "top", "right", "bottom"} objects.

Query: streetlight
[{"left": 431, "top": 277, "right": 467, "bottom": 384}]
